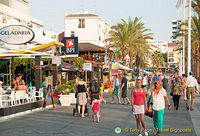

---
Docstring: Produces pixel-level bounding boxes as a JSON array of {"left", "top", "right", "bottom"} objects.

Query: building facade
[
  {"left": 167, "top": 43, "right": 180, "bottom": 67},
  {"left": 0, "top": 0, "right": 57, "bottom": 49},
  {"left": 147, "top": 39, "right": 168, "bottom": 53},
  {"left": 171, "top": 19, "right": 185, "bottom": 43},
  {"left": 64, "top": 11, "right": 111, "bottom": 47}
]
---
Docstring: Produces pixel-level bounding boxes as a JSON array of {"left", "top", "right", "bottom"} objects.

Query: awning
[
  {"left": 110, "top": 69, "right": 124, "bottom": 73},
  {"left": 115, "top": 62, "right": 132, "bottom": 71},
  {"left": 43, "top": 61, "right": 79, "bottom": 72},
  {"left": 0, "top": 41, "right": 63, "bottom": 57}
]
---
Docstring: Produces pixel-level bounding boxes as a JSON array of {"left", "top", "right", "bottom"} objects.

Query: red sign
[{"left": 66, "top": 39, "right": 75, "bottom": 48}]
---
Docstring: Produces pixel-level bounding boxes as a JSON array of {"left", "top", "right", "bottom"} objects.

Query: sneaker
[
  {"left": 186, "top": 107, "right": 189, "bottom": 110},
  {"left": 144, "top": 131, "right": 148, "bottom": 136},
  {"left": 190, "top": 108, "right": 194, "bottom": 111}
]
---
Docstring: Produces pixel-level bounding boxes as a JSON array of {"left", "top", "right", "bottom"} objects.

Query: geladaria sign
[{"left": 0, "top": 25, "right": 35, "bottom": 45}]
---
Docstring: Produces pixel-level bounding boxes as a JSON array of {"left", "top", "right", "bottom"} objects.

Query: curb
[{"left": 0, "top": 105, "right": 53, "bottom": 122}]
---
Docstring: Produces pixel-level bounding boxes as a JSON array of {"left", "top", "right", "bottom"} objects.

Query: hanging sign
[{"left": 61, "top": 37, "right": 79, "bottom": 57}]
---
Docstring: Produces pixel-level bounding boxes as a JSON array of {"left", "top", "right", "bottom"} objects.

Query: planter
[
  {"left": 58, "top": 95, "right": 72, "bottom": 106},
  {"left": 70, "top": 93, "right": 76, "bottom": 104}
]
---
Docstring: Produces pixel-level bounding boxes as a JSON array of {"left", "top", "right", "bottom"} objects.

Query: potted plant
[
  {"left": 56, "top": 84, "right": 72, "bottom": 106},
  {"left": 66, "top": 79, "right": 76, "bottom": 104}
]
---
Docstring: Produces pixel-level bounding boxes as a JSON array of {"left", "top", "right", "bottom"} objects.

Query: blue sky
[{"left": 30, "top": 0, "right": 184, "bottom": 42}]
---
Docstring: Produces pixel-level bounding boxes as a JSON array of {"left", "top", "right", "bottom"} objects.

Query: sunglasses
[{"left": 154, "top": 82, "right": 160, "bottom": 85}]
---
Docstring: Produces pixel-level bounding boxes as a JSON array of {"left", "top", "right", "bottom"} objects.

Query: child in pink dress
[{"left": 91, "top": 95, "right": 101, "bottom": 123}]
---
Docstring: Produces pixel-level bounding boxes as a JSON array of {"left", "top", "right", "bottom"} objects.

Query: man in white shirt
[
  {"left": 185, "top": 72, "right": 199, "bottom": 111},
  {"left": 142, "top": 74, "right": 148, "bottom": 89}
]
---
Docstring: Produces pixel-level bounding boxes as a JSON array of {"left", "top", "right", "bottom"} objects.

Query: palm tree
[
  {"left": 191, "top": 16, "right": 200, "bottom": 78},
  {"left": 151, "top": 51, "right": 165, "bottom": 70},
  {"left": 126, "top": 17, "right": 152, "bottom": 76},
  {"left": 106, "top": 17, "right": 152, "bottom": 77},
  {"left": 106, "top": 21, "right": 131, "bottom": 65},
  {"left": 192, "top": 0, "right": 200, "bottom": 16},
  {"left": 172, "top": 16, "right": 200, "bottom": 78}
]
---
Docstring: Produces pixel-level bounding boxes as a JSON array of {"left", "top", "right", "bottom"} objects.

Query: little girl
[{"left": 91, "top": 95, "right": 101, "bottom": 123}]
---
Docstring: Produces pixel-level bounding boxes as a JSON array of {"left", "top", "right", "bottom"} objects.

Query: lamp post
[
  {"left": 187, "top": 0, "right": 192, "bottom": 76},
  {"left": 183, "top": 1, "right": 186, "bottom": 74}
]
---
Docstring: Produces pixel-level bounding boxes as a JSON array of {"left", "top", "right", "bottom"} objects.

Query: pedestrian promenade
[{"left": 0, "top": 88, "right": 198, "bottom": 136}]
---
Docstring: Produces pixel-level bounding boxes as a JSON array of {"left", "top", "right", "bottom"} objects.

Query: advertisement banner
[{"left": 61, "top": 37, "right": 79, "bottom": 57}]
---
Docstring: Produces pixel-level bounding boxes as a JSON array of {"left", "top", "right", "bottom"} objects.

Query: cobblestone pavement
[{"left": 0, "top": 87, "right": 199, "bottom": 136}]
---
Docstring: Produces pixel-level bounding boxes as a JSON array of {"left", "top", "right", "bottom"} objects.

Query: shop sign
[
  {"left": 83, "top": 63, "right": 92, "bottom": 71},
  {"left": 61, "top": 37, "right": 79, "bottom": 57},
  {"left": 0, "top": 25, "right": 35, "bottom": 45}
]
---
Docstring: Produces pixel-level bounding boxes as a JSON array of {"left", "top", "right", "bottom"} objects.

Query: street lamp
[{"left": 187, "top": 0, "right": 192, "bottom": 76}]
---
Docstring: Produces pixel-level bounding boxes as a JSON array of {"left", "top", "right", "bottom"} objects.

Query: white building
[
  {"left": 147, "top": 39, "right": 168, "bottom": 53},
  {"left": 64, "top": 10, "right": 111, "bottom": 47},
  {"left": 167, "top": 43, "right": 180, "bottom": 67},
  {"left": 0, "top": 0, "right": 57, "bottom": 49},
  {"left": 171, "top": 19, "right": 184, "bottom": 43}
]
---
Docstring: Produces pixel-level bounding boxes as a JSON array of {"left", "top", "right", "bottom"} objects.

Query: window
[
  {"left": 71, "top": 31, "right": 75, "bottom": 37},
  {"left": 78, "top": 19, "right": 85, "bottom": 28},
  {"left": 168, "top": 58, "right": 174, "bottom": 62},
  {"left": 168, "top": 52, "right": 174, "bottom": 57}
]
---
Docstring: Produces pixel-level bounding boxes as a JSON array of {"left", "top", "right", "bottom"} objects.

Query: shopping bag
[{"left": 145, "top": 91, "right": 153, "bottom": 118}]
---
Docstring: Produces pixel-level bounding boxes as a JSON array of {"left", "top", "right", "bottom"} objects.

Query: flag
[{"left": 176, "top": 0, "right": 186, "bottom": 12}]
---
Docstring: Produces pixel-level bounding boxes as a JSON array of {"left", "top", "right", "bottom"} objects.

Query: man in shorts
[
  {"left": 185, "top": 72, "right": 199, "bottom": 111},
  {"left": 121, "top": 73, "right": 130, "bottom": 105}
]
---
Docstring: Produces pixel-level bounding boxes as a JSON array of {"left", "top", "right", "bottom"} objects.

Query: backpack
[{"left": 91, "top": 79, "right": 100, "bottom": 93}]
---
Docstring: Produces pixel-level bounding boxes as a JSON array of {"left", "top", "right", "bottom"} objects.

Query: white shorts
[{"left": 133, "top": 105, "right": 145, "bottom": 115}]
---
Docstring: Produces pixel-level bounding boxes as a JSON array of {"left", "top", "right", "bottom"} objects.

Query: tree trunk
[
  {"left": 129, "top": 52, "right": 133, "bottom": 69},
  {"left": 122, "top": 49, "right": 126, "bottom": 66},
  {"left": 136, "top": 54, "right": 140, "bottom": 77},
  {"left": 196, "top": 43, "right": 200, "bottom": 79},
  {"left": 129, "top": 52, "right": 134, "bottom": 77}
]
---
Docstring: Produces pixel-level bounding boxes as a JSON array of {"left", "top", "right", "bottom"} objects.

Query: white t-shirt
[
  {"left": 114, "top": 78, "right": 119, "bottom": 87},
  {"left": 152, "top": 88, "right": 167, "bottom": 111},
  {"left": 142, "top": 76, "right": 147, "bottom": 85}
]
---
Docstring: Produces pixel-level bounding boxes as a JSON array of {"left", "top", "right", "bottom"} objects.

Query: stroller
[{"left": 73, "top": 92, "right": 89, "bottom": 117}]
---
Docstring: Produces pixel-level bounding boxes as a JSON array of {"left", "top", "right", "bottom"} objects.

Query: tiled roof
[
  {"left": 149, "top": 44, "right": 159, "bottom": 49},
  {"left": 168, "top": 43, "right": 178, "bottom": 47},
  {"left": 66, "top": 14, "right": 99, "bottom": 18},
  {"left": 79, "top": 43, "right": 104, "bottom": 51}
]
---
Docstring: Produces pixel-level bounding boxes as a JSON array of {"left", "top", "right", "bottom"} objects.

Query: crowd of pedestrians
[{"left": 73, "top": 71, "right": 199, "bottom": 136}]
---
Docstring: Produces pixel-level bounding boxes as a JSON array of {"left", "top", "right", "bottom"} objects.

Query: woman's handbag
[{"left": 145, "top": 91, "right": 153, "bottom": 118}]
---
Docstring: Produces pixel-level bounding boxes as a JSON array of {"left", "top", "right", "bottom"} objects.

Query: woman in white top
[{"left": 148, "top": 79, "right": 171, "bottom": 136}]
